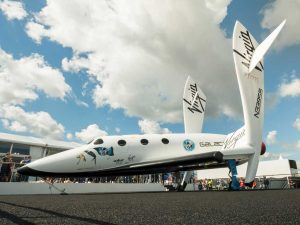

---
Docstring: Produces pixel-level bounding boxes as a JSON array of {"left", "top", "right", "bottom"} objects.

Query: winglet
[{"left": 249, "top": 19, "right": 286, "bottom": 73}]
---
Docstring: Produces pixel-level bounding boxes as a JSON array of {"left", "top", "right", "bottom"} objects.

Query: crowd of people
[
  {"left": 41, "top": 174, "right": 165, "bottom": 184},
  {"left": 194, "top": 177, "right": 271, "bottom": 191}
]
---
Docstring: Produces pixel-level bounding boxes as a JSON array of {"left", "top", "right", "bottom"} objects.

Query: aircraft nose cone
[
  {"left": 17, "top": 165, "right": 45, "bottom": 176},
  {"left": 17, "top": 166, "right": 31, "bottom": 175}
]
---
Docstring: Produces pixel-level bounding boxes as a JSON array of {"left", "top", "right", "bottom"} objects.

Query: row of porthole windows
[{"left": 93, "top": 138, "right": 169, "bottom": 146}]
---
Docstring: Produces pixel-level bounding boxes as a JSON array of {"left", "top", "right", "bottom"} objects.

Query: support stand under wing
[
  {"left": 176, "top": 170, "right": 192, "bottom": 192},
  {"left": 228, "top": 159, "right": 240, "bottom": 190}
]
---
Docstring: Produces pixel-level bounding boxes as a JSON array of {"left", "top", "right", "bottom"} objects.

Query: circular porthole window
[
  {"left": 140, "top": 139, "right": 149, "bottom": 145},
  {"left": 94, "top": 139, "right": 104, "bottom": 145},
  {"left": 118, "top": 140, "right": 126, "bottom": 146},
  {"left": 161, "top": 138, "right": 169, "bottom": 144}
]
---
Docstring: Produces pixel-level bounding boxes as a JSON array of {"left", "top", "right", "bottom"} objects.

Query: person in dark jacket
[
  {"left": 263, "top": 176, "right": 269, "bottom": 189},
  {"left": 0, "top": 157, "right": 12, "bottom": 182}
]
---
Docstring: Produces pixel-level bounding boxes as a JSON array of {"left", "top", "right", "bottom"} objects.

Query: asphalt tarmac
[{"left": 0, "top": 189, "right": 299, "bottom": 225}]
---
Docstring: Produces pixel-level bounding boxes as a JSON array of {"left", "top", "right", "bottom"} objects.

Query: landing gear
[{"left": 228, "top": 159, "right": 240, "bottom": 190}]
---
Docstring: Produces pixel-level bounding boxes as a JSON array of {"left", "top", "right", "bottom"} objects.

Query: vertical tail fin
[
  {"left": 232, "top": 20, "right": 285, "bottom": 183},
  {"left": 178, "top": 76, "right": 206, "bottom": 191},
  {"left": 183, "top": 76, "right": 206, "bottom": 133}
]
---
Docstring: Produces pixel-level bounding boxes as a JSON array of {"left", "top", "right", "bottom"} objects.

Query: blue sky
[{"left": 0, "top": 0, "right": 299, "bottom": 162}]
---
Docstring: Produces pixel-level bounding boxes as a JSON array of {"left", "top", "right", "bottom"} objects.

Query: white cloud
[
  {"left": 81, "top": 81, "right": 89, "bottom": 97},
  {"left": 266, "top": 72, "right": 300, "bottom": 108},
  {"left": 293, "top": 117, "right": 300, "bottom": 131},
  {"left": 0, "top": 0, "right": 27, "bottom": 20},
  {"left": 62, "top": 54, "right": 90, "bottom": 74},
  {"left": 66, "top": 133, "right": 73, "bottom": 140},
  {"left": 296, "top": 140, "right": 300, "bottom": 149},
  {"left": 261, "top": 0, "right": 300, "bottom": 49},
  {"left": 75, "top": 124, "right": 107, "bottom": 143},
  {"left": 75, "top": 99, "right": 89, "bottom": 108},
  {"left": 138, "top": 119, "right": 171, "bottom": 134},
  {"left": 2, "top": 119, "right": 27, "bottom": 132},
  {"left": 279, "top": 76, "right": 300, "bottom": 98},
  {"left": 205, "top": 0, "right": 231, "bottom": 23},
  {"left": 71, "top": 93, "right": 89, "bottom": 108},
  {"left": 25, "top": 0, "right": 242, "bottom": 123},
  {"left": 115, "top": 127, "right": 121, "bottom": 133},
  {"left": 266, "top": 130, "right": 277, "bottom": 145},
  {"left": 0, "top": 48, "right": 71, "bottom": 105},
  {"left": 0, "top": 105, "right": 65, "bottom": 140},
  {"left": 0, "top": 48, "right": 76, "bottom": 140},
  {"left": 25, "top": 22, "right": 47, "bottom": 44}
]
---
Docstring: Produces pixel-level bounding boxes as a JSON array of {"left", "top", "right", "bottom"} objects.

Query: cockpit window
[
  {"left": 94, "top": 139, "right": 104, "bottom": 145},
  {"left": 118, "top": 140, "right": 126, "bottom": 146}
]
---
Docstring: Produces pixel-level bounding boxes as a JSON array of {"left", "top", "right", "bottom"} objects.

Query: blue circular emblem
[{"left": 183, "top": 139, "right": 195, "bottom": 151}]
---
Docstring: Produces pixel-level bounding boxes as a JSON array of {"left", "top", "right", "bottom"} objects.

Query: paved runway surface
[{"left": 0, "top": 189, "right": 300, "bottom": 225}]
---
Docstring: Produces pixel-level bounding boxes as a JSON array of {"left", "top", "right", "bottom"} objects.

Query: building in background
[{"left": 0, "top": 132, "right": 81, "bottom": 167}]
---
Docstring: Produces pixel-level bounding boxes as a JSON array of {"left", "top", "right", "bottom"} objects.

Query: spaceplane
[{"left": 18, "top": 20, "right": 286, "bottom": 190}]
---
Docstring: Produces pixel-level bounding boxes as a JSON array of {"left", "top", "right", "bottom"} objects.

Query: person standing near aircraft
[
  {"left": 263, "top": 176, "right": 269, "bottom": 189},
  {"left": 20, "top": 156, "right": 31, "bottom": 181},
  {"left": 198, "top": 179, "right": 203, "bottom": 191},
  {"left": 239, "top": 178, "right": 245, "bottom": 190},
  {"left": 0, "top": 157, "right": 12, "bottom": 182}
]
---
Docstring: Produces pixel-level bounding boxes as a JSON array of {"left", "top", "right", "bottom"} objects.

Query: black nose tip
[
  {"left": 18, "top": 166, "right": 43, "bottom": 176},
  {"left": 17, "top": 166, "right": 31, "bottom": 175},
  {"left": 17, "top": 166, "right": 52, "bottom": 177}
]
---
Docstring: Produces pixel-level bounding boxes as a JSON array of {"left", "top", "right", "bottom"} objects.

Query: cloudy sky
[{"left": 0, "top": 0, "right": 299, "bottom": 162}]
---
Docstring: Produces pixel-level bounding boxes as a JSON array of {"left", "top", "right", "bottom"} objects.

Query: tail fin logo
[
  {"left": 183, "top": 83, "right": 206, "bottom": 114},
  {"left": 233, "top": 29, "right": 264, "bottom": 73}
]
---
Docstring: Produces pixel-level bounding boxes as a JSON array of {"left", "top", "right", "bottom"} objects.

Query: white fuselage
[{"left": 18, "top": 133, "right": 248, "bottom": 177}]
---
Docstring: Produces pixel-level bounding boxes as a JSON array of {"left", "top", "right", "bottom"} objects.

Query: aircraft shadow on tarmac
[{"left": 0, "top": 201, "right": 115, "bottom": 225}]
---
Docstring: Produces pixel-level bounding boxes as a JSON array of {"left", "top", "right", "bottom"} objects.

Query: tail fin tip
[{"left": 249, "top": 19, "right": 286, "bottom": 73}]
